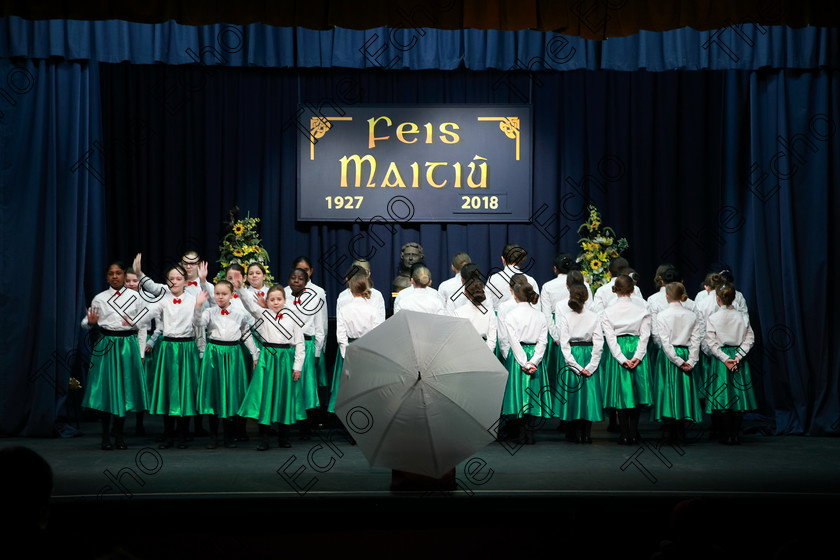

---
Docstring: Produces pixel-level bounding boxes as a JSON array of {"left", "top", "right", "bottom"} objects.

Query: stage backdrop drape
[
  {"left": 93, "top": 64, "right": 839, "bottom": 436},
  {"left": 2, "top": 19, "right": 837, "bottom": 437},
  {"left": 0, "top": 59, "right": 105, "bottom": 436},
  {"left": 2, "top": 17, "right": 839, "bottom": 71}
]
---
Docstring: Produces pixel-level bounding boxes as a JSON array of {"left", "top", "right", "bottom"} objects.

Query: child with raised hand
[
  {"left": 556, "top": 284, "right": 604, "bottom": 443},
  {"left": 651, "top": 282, "right": 704, "bottom": 445},
  {"left": 81, "top": 261, "right": 149, "bottom": 450},
  {"left": 499, "top": 282, "right": 550, "bottom": 445},
  {"left": 238, "top": 285, "right": 306, "bottom": 450},
  {"left": 124, "top": 267, "right": 156, "bottom": 436},
  {"left": 133, "top": 253, "right": 200, "bottom": 449},
  {"left": 601, "top": 275, "right": 653, "bottom": 445},
  {"left": 704, "top": 282, "right": 757, "bottom": 445},
  {"left": 194, "top": 281, "right": 259, "bottom": 448}
]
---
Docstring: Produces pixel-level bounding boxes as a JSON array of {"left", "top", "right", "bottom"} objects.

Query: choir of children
[{"left": 80, "top": 245, "right": 757, "bottom": 450}]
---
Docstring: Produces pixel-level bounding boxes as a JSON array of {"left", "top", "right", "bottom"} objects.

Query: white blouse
[
  {"left": 453, "top": 302, "right": 498, "bottom": 352},
  {"left": 486, "top": 265, "right": 540, "bottom": 311},
  {"left": 601, "top": 296, "right": 651, "bottom": 363},
  {"left": 247, "top": 307, "right": 306, "bottom": 371},
  {"left": 393, "top": 286, "right": 445, "bottom": 315},
  {"left": 284, "top": 286, "right": 327, "bottom": 355},
  {"left": 81, "top": 286, "right": 150, "bottom": 331},
  {"left": 592, "top": 277, "right": 646, "bottom": 315},
  {"left": 705, "top": 306, "right": 755, "bottom": 363},
  {"left": 558, "top": 308, "right": 604, "bottom": 374},
  {"left": 193, "top": 304, "right": 259, "bottom": 359},
  {"left": 499, "top": 302, "right": 548, "bottom": 368},
  {"left": 337, "top": 287, "right": 386, "bottom": 323},
  {"left": 655, "top": 302, "right": 703, "bottom": 367},
  {"left": 336, "top": 297, "right": 384, "bottom": 358}
]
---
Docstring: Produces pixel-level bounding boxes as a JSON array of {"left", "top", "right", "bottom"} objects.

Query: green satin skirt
[
  {"left": 501, "top": 344, "right": 553, "bottom": 418},
  {"left": 553, "top": 345, "right": 604, "bottom": 421},
  {"left": 703, "top": 346, "right": 758, "bottom": 413},
  {"left": 238, "top": 346, "right": 307, "bottom": 425},
  {"left": 82, "top": 333, "right": 148, "bottom": 417},
  {"left": 316, "top": 349, "right": 329, "bottom": 388},
  {"left": 545, "top": 331, "right": 561, "bottom": 398},
  {"left": 697, "top": 353, "right": 712, "bottom": 399},
  {"left": 327, "top": 345, "right": 350, "bottom": 414},
  {"left": 300, "top": 339, "right": 320, "bottom": 410},
  {"left": 149, "top": 339, "right": 199, "bottom": 416},
  {"left": 651, "top": 347, "right": 703, "bottom": 423},
  {"left": 601, "top": 335, "right": 653, "bottom": 409},
  {"left": 197, "top": 342, "right": 249, "bottom": 418}
]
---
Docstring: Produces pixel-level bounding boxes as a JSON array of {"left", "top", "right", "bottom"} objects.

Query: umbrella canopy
[{"left": 334, "top": 309, "right": 508, "bottom": 478}]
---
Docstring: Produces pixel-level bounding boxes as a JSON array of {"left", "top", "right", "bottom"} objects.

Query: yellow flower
[
  {"left": 233, "top": 249, "right": 244, "bottom": 257},
  {"left": 591, "top": 221, "right": 600, "bottom": 230},
  {"left": 233, "top": 224, "right": 245, "bottom": 235}
]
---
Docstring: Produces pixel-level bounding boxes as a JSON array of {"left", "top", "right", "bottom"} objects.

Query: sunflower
[
  {"left": 590, "top": 259, "right": 604, "bottom": 273},
  {"left": 233, "top": 248, "right": 244, "bottom": 257},
  {"left": 233, "top": 223, "right": 245, "bottom": 235}
]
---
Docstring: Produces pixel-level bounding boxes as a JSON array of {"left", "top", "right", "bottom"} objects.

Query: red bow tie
[
  {"left": 115, "top": 291, "right": 121, "bottom": 296},
  {"left": 188, "top": 281, "right": 198, "bottom": 286},
  {"left": 275, "top": 312, "right": 284, "bottom": 320},
  {"left": 173, "top": 298, "right": 182, "bottom": 304},
  {"left": 256, "top": 291, "right": 264, "bottom": 297},
  {"left": 233, "top": 293, "right": 239, "bottom": 299},
  {"left": 221, "top": 309, "right": 229, "bottom": 315},
  {"left": 293, "top": 298, "right": 302, "bottom": 305}
]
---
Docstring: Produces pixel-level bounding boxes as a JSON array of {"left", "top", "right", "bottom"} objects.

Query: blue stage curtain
[
  {"left": 0, "top": 59, "right": 105, "bottom": 436},
  {"left": 2, "top": 17, "right": 839, "bottom": 71},
  {"left": 89, "top": 64, "right": 839, "bottom": 435},
  {"left": 3, "top": 18, "right": 838, "bottom": 437}
]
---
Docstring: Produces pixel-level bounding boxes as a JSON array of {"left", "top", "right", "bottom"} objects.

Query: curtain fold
[
  {"left": 0, "top": 59, "right": 105, "bottom": 436},
  {"left": 2, "top": 17, "right": 838, "bottom": 71}
]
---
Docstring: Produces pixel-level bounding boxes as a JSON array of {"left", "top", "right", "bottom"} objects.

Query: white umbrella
[{"left": 334, "top": 309, "right": 508, "bottom": 479}]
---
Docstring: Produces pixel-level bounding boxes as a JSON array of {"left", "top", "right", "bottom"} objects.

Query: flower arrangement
[
  {"left": 576, "top": 205, "right": 629, "bottom": 292},
  {"left": 215, "top": 207, "right": 275, "bottom": 284}
]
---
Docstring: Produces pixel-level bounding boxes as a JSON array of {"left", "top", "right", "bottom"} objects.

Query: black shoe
[
  {"left": 257, "top": 437, "right": 270, "bottom": 451},
  {"left": 101, "top": 440, "right": 114, "bottom": 451},
  {"left": 177, "top": 440, "right": 189, "bottom": 449},
  {"left": 159, "top": 438, "right": 174, "bottom": 449},
  {"left": 114, "top": 438, "right": 128, "bottom": 450}
]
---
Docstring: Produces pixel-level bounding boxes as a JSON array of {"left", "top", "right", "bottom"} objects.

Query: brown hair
[
  {"left": 612, "top": 275, "right": 635, "bottom": 296},
  {"left": 215, "top": 280, "right": 234, "bottom": 294},
  {"left": 568, "top": 284, "right": 589, "bottom": 313},
  {"left": 267, "top": 284, "right": 286, "bottom": 299},
  {"left": 350, "top": 276, "right": 371, "bottom": 299},
  {"left": 513, "top": 282, "right": 539, "bottom": 305},
  {"left": 465, "top": 280, "right": 487, "bottom": 306},
  {"left": 508, "top": 273, "right": 530, "bottom": 288},
  {"left": 566, "top": 270, "right": 585, "bottom": 286},
  {"left": 665, "top": 282, "right": 688, "bottom": 302},
  {"left": 608, "top": 257, "right": 629, "bottom": 277},
  {"left": 653, "top": 264, "right": 674, "bottom": 288},
  {"left": 502, "top": 244, "right": 527, "bottom": 266},
  {"left": 716, "top": 283, "right": 736, "bottom": 306}
]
